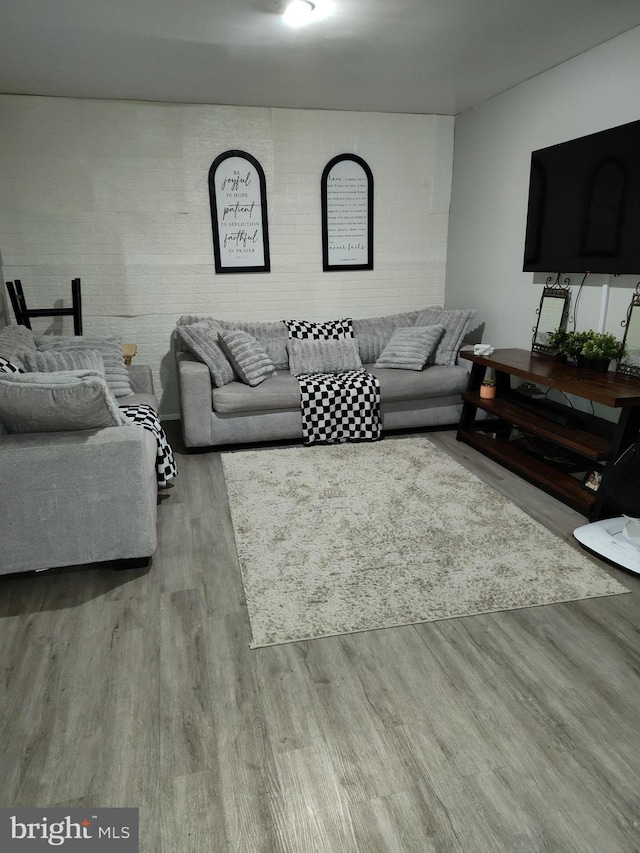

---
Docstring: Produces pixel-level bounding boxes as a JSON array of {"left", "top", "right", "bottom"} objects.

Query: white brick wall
[{"left": 0, "top": 95, "right": 454, "bottom": 416}]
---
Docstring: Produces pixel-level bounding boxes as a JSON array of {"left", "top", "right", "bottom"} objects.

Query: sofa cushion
[
  {"left": 369, "top": 363, "right": 471, "bottom": 402},
  {"left": 352, "top": 310, "right": 423, "bottom": 363},
  {"left": 414, "top": 308, "right": 476, "bottom": 366},
  {"left": 283, "top": 318, "right": 354, "bottom": 340},
  {"left": 218, "top": 329, "right": 276, "bottom": 386},
  {"left": 0, "top": 370, "right": 129, "bottom": 433},
  {"left": 287, "top": 337, "right": 363, "bottom": 376},
  {"left": 212, "top": 372, "right": 302, "bottom": 414},
  {"left": 211, "top": 363, "right": 470, "bottom": 415},
  {"left": 174, "top": 321, "right": 235, "bottom": 388},
  {"left": 35, "top": 335, "right": 134, "bottom": 397},
  {"left": 23, "top": 347, "right": 105, "bottom": 377},
  {"left": 374, "top": 325, "right": 445, "bottom": 370}
]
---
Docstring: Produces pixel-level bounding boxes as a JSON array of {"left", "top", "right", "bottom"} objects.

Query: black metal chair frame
[{"left": 6, "top": 278, "right": 83, "bottom": 336}]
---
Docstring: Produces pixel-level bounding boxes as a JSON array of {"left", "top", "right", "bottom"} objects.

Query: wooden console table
[{"left": 457, "top": 348, "right": 640, "bottom": 520}]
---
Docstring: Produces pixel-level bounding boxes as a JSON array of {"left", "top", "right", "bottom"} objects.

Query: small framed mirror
[
  {"left": 616, "top": 286, "right": 640, "bottom": 379},
  {"left": 532, "top": 286, "right": 570, "bottom": 354}
]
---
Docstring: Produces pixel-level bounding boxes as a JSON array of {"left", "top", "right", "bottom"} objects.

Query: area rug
[{"left": 221, "top": 436, "right": 629, "bottom": 648}]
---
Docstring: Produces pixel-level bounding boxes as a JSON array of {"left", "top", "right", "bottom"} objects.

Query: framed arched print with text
[
  {"left": 321, "top": 154, "right": 373, "bottom": 271},
  {"left": 208, "top": 150, "right": 271, "bottom": 273}
]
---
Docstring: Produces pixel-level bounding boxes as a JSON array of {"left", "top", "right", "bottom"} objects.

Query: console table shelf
[
  {"left": 461, "top": 391, "right": 612, "bottom": 461},
  {"left": 457, "top": 348, "right": 640, "bottom": 521},
  {"left": 457, "top": 427, "right": 597, "bottom": 515}
]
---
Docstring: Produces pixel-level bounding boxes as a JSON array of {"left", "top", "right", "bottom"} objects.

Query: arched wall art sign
[
  {"left": 321, "top": 154, "right": 373, "bottom": 271},
  {"left": 208, "top": 150, "right": 271, "bottom": 273}
]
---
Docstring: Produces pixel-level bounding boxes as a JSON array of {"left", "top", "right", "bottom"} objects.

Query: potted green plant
[
  {"left": 559, "top": 330, "right": 625, "bottom": 372},
  {"left": 576, "top": 331, "right": 625, "bottom": 371},
  {"left": 546, "top": 327, "right": 570, "bottom": 361},
  {"left": 562, "top": 330, "right": 590, "bottom": 363}
]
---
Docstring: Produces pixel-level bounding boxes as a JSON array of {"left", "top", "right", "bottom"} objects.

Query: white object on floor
[{"left": 574, "top": 516, "right": 640, "bottom": 575}]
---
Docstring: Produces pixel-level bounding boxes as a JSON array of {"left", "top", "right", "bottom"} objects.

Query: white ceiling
[{"left": 1, "top": 0, "right": 639, "bottom": 116}]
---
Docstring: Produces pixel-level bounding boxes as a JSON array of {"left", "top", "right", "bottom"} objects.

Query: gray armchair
[{"left": 0, "top": 365, "right": 159, "bottom": 575}]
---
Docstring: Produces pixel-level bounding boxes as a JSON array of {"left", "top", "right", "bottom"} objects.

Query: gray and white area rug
[{"left": 221, "top": 436, "right": 629, "bottom": 648}]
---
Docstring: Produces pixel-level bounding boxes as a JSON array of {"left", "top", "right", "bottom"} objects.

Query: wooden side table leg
[
  {"left": 457, "top": 362, "right": 486, "bottom": 435},
  {"left": 495, "top": 369, "right": 510, "bottom": 396},
  {"left": 122, "top": 343, "right": 137, "bottom": 366}
]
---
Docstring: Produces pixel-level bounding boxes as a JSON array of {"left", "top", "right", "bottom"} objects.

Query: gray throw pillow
[
  {"left": 414, "top": 308, "right": 476, "bottom": 366},
  {"left": 217, "top": 319, "right": 290, "bottom": 370},
  {"left": 352, "top": 310, "right": 423, "bottom": 363},
  {"left": 23, "top": 347, "right": 105, "bottom": 377},
  {"left": 0, "top": 370, "right": 128, "bottom": 433},
  {"left": 174, "top": 321, "right": 235, "bottom": 388},
  {"left": 374, "top": 325, "right": 445, "bottom": 370},
  {"left": 176, "top": 314, "right": 214, "bottom": 326},
  {"left": 288, "top": 337, "right": 363, "bottom": 376},
  {"left": 218, "top": 330, "right": 276, "bottom": 387},
  {"left": 35, "top": 335, "right": 133, "bottom": 397},
  {"left": 0, "top": 324, "right": 37, "bottom": 367}
]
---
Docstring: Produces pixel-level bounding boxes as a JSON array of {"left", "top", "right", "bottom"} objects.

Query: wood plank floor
[{"left": 2, "top": 425, "right": 640, "bottom": 852}]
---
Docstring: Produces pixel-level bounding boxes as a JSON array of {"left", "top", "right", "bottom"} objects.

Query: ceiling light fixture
[{"left": 283, "top": 0, "right": 316, "bottom": 28}]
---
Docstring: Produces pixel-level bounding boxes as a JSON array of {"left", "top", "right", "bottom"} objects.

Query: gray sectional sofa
[
  {"left": 0, "top": 326, "right": 160, "bottom": 576},
  {"left": 174, "top": 308, "right": 475, "bottom": 449}
]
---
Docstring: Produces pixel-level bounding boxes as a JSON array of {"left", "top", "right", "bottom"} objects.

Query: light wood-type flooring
[{"left": 1, "top": 426, "right": 640, "bottom": 852}]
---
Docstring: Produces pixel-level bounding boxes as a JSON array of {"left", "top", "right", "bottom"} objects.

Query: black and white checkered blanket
[
  {"left": 119, "top": 403, "right": 177, "bottom": 487},
  {"left": 297, "top": 370, "right": 382, "bottom": 446},
  {"left": 282, "top": 318, "right": 382, "bottom": 446}
]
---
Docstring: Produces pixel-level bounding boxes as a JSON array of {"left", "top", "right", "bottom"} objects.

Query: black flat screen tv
[{"left": 523, "top": 119, "right": 640, "bottom": 275}]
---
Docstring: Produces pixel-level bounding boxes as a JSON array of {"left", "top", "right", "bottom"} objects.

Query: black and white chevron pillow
[
  {"left": 283, "top": 318, "right": 354, "bottom": 340},
  {"left": 0, "top": 356, "right": 25, "bottom": 374}
]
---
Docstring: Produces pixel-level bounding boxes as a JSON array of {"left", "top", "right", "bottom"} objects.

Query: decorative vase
[
  {"left": 576, "top": 355, "right": 610, "bottom": 372},
  {"left": 480, "top": 383, "right": 496, "bottom": 399}
]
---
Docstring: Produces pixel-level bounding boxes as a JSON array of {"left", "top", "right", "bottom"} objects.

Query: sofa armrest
[
  {"left": 0, "top": 426, "right": 158, "bottom": 574},
  {"left": 128, "top": 363, "right": 154, "bottom": 395},
  {"left": 175, "top": 352, "right": 213, "bottom": 448}
]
